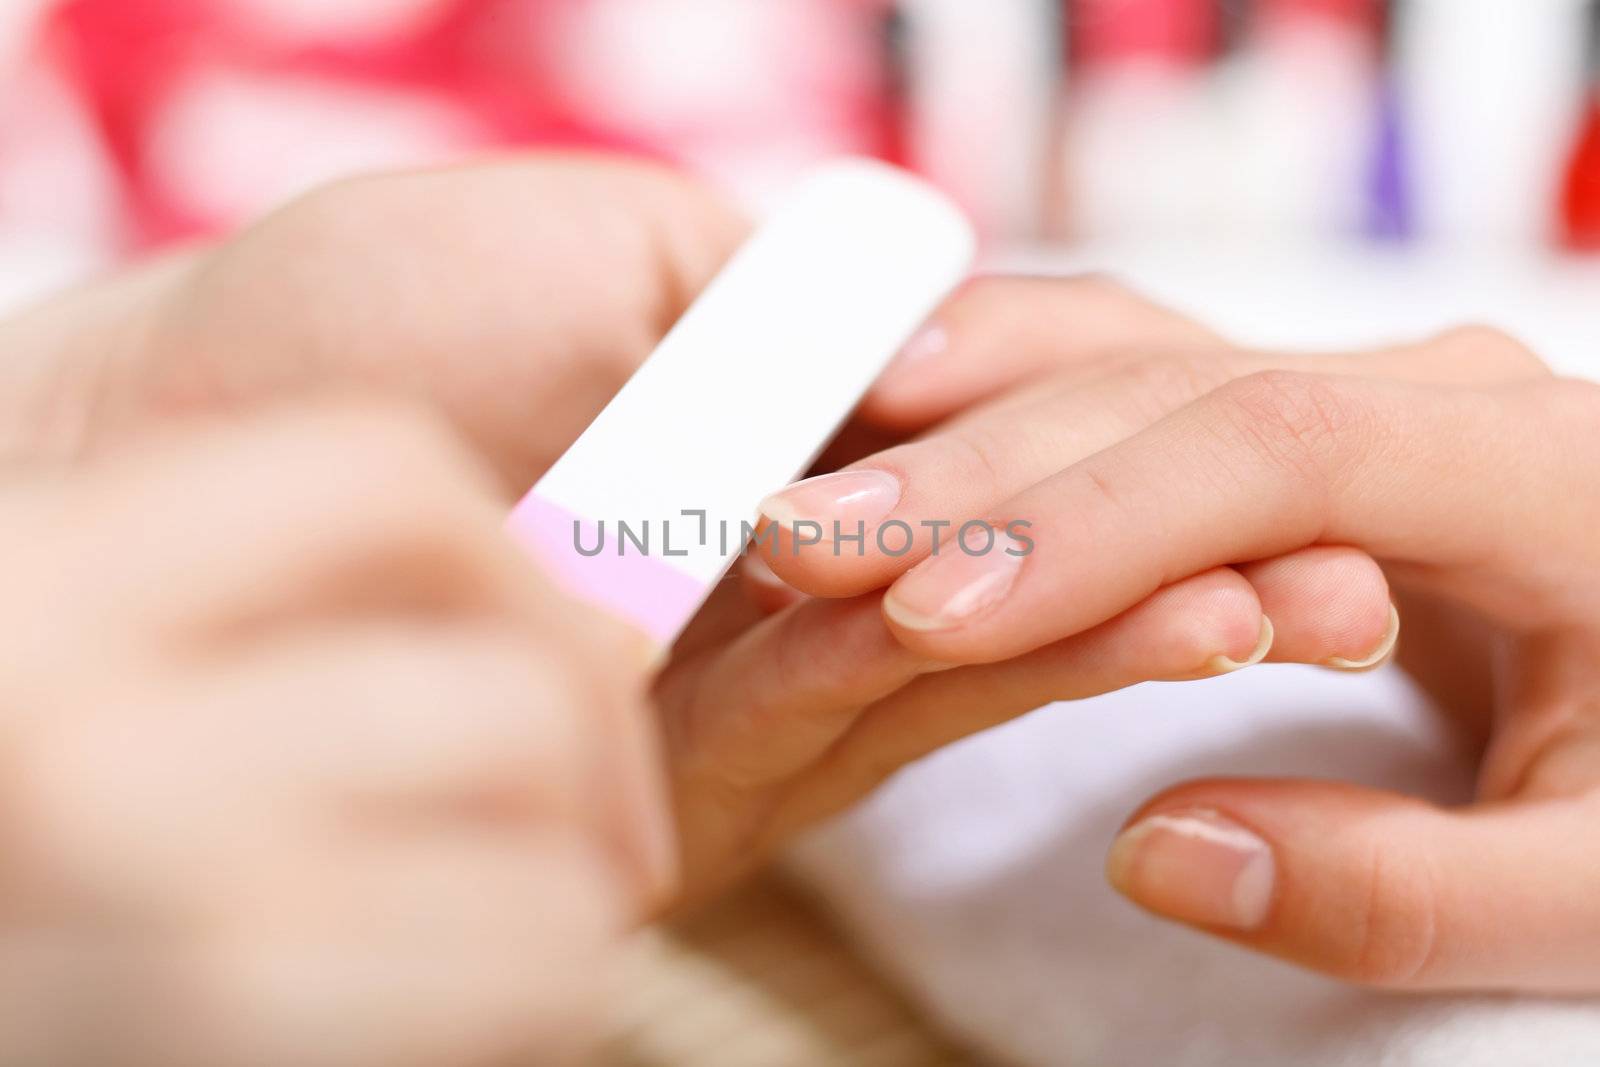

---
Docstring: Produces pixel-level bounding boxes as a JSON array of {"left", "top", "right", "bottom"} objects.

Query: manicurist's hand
[
  {"left": 0, "top": 154, "right": 747, "bottom": 491},
  {"left": 0, "top": 155, "right": 972, "bottom": 911},
  {"left": 751, "top": 274, "right": 1600, "bottom": 993},
  {"left": 0, "top": 404, "right": 667, "bottom": 1067}
]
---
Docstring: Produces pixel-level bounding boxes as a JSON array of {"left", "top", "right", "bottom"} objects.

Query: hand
[
  {"left": 0, "top": 404, "right": 667, "bottom": 1067},
  {"left": 1, "top": 154, "right": 950, "bottom": 910},
  {"left": 0, "top": 154, "right": 747, "bottom": 492},
  {"left": 747, "top": 274, "right": 1600, "bottom": 993},
  {"left": 649, "top": 277, "right": 1396, "bottom": 902}
]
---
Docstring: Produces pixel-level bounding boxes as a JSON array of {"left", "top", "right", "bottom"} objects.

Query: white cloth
[{"left": 788, "top": 665, "right": 1600, "bottom": 1065}]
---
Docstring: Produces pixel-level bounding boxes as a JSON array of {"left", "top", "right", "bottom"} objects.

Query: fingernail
[
  {"left": 759, "top": 469, "right": 901, "bottom": 530},
  {"left": 1206, "top": 616, "right": 1275, "bottom": 674},
  {"left": 1106, "top": 808, "right": 1275, "bottom": 931},
  {"left": 890, "top": 323, "right": 949, "bottom": 371},
  {"left": 883, "top": 547, "right": 1025, "bottom": 632},
  {"left": 1324, "top": 604, "right": 1401, "bottom": 671}
]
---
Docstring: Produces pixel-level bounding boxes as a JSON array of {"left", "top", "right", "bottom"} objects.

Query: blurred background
[{"left": 4, "top": 0, "right": 1600, "bottom": 309}]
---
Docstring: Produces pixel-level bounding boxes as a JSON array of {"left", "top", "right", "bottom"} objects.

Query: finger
[
  {"left": 765, "top": 327, "right": 1550, "bottom": 600},
  {"left": 658, "top": 596, "right": 928, "bottom": 794},
  {"left": 1104, "top": 777, "right": 1600, "bottom": 992},
  {"left": 656, "top": 594, "right": 932, "bottom": 896},
  {"left": 765, "top": 549, "right": 1391, "bottom": 839},
  {"left": 761, "top": 567, "right": 1268, "bottom": 840},
  {"left": 761, "top": 352, "right": 1246, "bottom": 598},
  {"left": 701, "top": 545, "right": 1389, "bottom": 853},
  {"left": 20, "top": 624, "right": 667, "bottom": 911},
  {"left": 1238, "top": 547, "right": 1397, "bottom": 669},
  {"left": 137, "top": 155, "right": 749, "bottom": 491},
  {"left": 860, "top": 274, "right": 1224, "bottom": 431},
  {"left": 45, "top": 404, "right": 574, "bottom": 638},
  {"left": 862, "top": 274, "right": 1544, "bottom": 438},
  {"left": 879, "top": 372, "right": 1600, "bottom": 663}
]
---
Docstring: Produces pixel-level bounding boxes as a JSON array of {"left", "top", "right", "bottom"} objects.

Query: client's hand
[
  {"left": 753, "top": 274, "right": 1600, "bottom": 993},
  {"left": 0, "top": 405, "right": 666, "bottom": 1067}
]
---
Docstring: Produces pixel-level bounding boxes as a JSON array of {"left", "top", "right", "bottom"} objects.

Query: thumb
[{"left": 1105, "top": 777, "right": 1600, "bottom": 992}]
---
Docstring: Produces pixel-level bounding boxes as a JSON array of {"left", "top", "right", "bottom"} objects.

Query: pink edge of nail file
[{"left": 506, "top": 159, "right": 976, "bottom": 645}]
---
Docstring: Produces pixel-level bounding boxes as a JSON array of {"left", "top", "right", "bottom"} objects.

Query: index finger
[{"left": 877, "top": 371, "right": 1600, "bottom": 663}]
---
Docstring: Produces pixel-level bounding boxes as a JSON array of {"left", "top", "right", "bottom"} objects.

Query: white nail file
[{"left": 508, "top": 158, "right": 976, "bottom": 643}]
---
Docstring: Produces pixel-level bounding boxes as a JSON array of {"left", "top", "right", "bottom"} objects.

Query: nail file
[{"left": 507, "top": 159, "right": 976, "bottom": 644}]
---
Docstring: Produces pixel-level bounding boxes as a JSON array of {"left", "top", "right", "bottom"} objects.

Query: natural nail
[
  {"left": 1106, "top": 808, "right": 1275, "bottom": 931},
  {"left": 760, "top": 469, "right": 901, "bottom": 531},
  {"left": 1206, "top": 616, "right": 1275, "bottom": 674},
  {"left": 1324, "top": 604, "right": 1401, "bottom": 671},
  {"left": 883, "top": 547, "right": 1025, "bottom": 632},
  {"left": 890, "top": 323, "right": 949, "bottom": 370}
]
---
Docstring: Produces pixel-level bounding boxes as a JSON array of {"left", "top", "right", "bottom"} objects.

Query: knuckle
[
  {"left": 1211, "top": 369, "right": 1364, "bottom": 482},
  {"left": 1432, "top": 324, "right": 1551, "bottom": 378}
]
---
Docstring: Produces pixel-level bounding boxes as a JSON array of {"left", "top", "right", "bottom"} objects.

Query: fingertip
[
  {"left": 1106, "top": 805, "right": 1277, "bottom": 932},
  {"left": 1323, "top": 603, "right": 1400, "bottom": 672},
  {"left": 1139, "top": 568, "right": 1266, "bottom": 677},
  {"left": 1205, "top": 616, "right": 1275, "bottom": 675},
  {"left": 1237, "top": 547, "right": 1395, "bottom": 669}
]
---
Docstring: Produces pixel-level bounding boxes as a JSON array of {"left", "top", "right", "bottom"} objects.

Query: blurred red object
[
  {"left": 1073, "top": 0, "right": 1216, "bottom": 67},
  {"left": 1560, "top": 96, "right": 1600, "bottom": 251},
  {"left": 20, "top": 0, "right": 895, "bottom": 250}
]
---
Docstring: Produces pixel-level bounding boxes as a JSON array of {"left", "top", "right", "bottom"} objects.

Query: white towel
[{"left": 787, "top": 665, "right": 1600, "bottom": 1066}]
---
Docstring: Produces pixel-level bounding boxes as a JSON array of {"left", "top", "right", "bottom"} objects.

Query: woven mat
[{"left": 596, "top": 874, "right": 969, "bottom": 1066}]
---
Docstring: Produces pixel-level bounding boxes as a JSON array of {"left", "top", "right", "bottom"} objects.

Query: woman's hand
[
  {"left": 0, "top": 404, "right": 667, "bottom": 1067},
  {"left": 0, "top": 154, "right": 747, "bottom": 492},
  {"left": 740, "top": 274, "right": 1600, "bottom": 993},
  {"left": 649, "top": 278, "right": 1402, "bottom": 903},
  {"left": 0, "top": 153, "right": 959, "bottom": 911}
]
